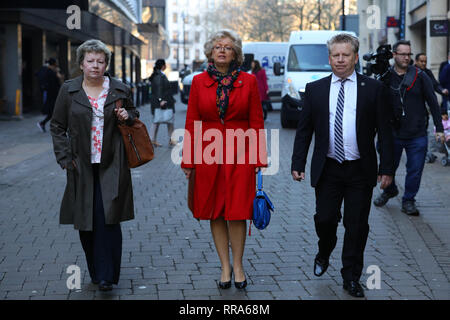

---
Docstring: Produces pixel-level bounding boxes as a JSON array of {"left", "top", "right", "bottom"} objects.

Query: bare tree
[{"left": 204, "top": 0, "right": 357, "bottom": 42}]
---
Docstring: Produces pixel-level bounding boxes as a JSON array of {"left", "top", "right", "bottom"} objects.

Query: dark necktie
[{"left": 334, "top": 79, "right": 347, "bottom": 163}]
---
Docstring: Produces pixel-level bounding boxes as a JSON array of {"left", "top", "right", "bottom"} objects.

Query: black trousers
[
  {"left": 79, "top": 164, "right": 122, "bottom": 284},
  {"left": 314, "top": 158, "right": 373, "bottom": 282}
]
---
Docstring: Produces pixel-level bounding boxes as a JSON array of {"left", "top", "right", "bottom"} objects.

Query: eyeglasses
[
  {"left": 395, "top": 53, "right": 413, "bottom": 57},
  {"left": 213, "top": 45, "right": 233, "bottom": 52}
]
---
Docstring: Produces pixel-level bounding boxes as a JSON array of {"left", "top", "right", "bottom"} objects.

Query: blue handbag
[{"left": 252, "top": 170, "right": 274, "bottom": 232}]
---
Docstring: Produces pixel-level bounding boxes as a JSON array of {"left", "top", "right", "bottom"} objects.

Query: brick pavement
[{"left": 0, "top": 101, "right": 449, "bottom": 300}]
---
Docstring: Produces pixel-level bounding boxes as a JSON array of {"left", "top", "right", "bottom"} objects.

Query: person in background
[
  {"left": 149, "top": 59, "right": 176, "bottom": 147},
  {"left": 438, "top": 51, "right": 450, "bottom": 77},
  {"left": 36, "top": 58, "right": 63, "bottom": 132},
  {"left": 50, "top": 39, "right": 139, "bottom": 292},
  {"left": 414, "top": 53, "right": 449, "bottom": 162},
  {"left": 373, "top": 41, "right": 444, "bottom": 216},
  {"left": 439, "top": 59, "right": 450, "bottom": 117},
  {"left": 251, "top": 60, "right": 269, "bottom": 120}
]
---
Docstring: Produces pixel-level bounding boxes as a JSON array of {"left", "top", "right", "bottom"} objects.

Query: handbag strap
[{"left": 257, "top": 170, "right": 263, "bottom": 191}]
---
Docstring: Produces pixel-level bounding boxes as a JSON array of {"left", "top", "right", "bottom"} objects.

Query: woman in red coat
[
  {"left": 251, "top": 60, "right": 269, "bottom": 120},
  {"left": 181, "top": 30, "right": 267, "bottom": 290}
]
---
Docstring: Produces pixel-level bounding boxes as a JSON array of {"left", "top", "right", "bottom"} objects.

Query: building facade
[
  {"left": 0, "top": 0, "right": 167, "bottom": 117},
  {"left": 359, "top": 0, "right": 450, "bottom": 78},
  {"left": 165, "top": 0, "right": 223, "bottom": 70}
]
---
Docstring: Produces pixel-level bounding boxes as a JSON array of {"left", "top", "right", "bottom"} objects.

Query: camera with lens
[{"left": 363, "top": 44, "right": 393, "bottom": 82}]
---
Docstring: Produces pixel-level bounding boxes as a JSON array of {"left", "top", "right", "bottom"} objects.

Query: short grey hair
[
  {"left": 76, "top": 39, "right": 111, "bottom": 67},
  {"left": 204, "top": 29, "right": 244, "bottom": 66},
  {"left": 327, "top": 33, "right": 360, "bottom": 55}
]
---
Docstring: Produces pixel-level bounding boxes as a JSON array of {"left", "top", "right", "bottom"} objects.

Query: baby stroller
[
  {"left": 434, "top": 100, "right": 450, "bottom": 166},
  {"left": 438, "top": 117, "right": 450, "bottom": 166}
]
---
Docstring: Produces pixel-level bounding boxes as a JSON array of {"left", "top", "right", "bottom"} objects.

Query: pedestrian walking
[
  {"left": 373, "top": 41, "right": 445, "bottom": 216},
  {"left": 438, "top": 51, "right": 450, "bottom": 77},
  {"left": 439, "top": 61, "right": 450, "bottom": 116},
  {"left": 50, "top": 39, "right": 139, "bottom": 292},
  {"left": 291, "top": 34, "right": 394, "bottom": 298},
  {"left": 36, "top": 58, "right": 63, "bottom": 132},
  {"left": 181, "top": 29, "right": 267, "bottom": 290},
  {"left": 149, "top": 59, "right": 176, "bottom": 147},
  {"left": 414, "top": 53, "right": 449, "bottom": 163},
  {"left": 251, "top": 60, "right": 269, "bottom": 120}
]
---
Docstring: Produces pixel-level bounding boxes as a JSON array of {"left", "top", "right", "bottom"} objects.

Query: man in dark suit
[
  {"left": 438, "top": 51, "right": 450, "bottom": 78},
  {"left": 291, "top": 34, "right": 394, "bottom": 298}
]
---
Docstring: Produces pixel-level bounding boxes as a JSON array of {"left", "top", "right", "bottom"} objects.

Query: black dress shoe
[
  {"left": 314, "top": 256, "right": 329, "bottom": 277},
  {"left": 98, "top": 280, "right": 113, "bottom": 291},
  {"left": 343, "top": 280, "right": 365, "bottom": 298},
  {"left": 218, "top": 271, "right": 232, "bottom": 289}
]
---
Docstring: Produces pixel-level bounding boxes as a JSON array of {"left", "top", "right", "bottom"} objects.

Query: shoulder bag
[{"left": 116, "top": 99, "right": 154, "bottom": 168}]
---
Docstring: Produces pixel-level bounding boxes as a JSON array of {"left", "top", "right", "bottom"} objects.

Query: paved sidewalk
[{"left": 0, "top": 102, "right": 448, "bottom": 300}]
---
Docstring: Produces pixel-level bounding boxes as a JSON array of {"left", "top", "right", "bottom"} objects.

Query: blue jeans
[{"left": 384, "top": 136, "right": 428, "bottom": 203}]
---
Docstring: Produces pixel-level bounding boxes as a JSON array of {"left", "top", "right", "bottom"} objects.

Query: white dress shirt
[{"left": 327, "top": 71, "right": 360, "bottom": 161}]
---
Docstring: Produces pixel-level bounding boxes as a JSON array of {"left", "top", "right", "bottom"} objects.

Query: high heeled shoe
[
  {"left": 218, "top": 271, "right": 232, "bottom": 289},
  {"left": 234, "top": 272, "right": 247, "bottom": 289}
]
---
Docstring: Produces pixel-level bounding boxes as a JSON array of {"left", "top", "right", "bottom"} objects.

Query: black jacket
[
  {"left": 149, "top": 70, "right": 175, "bottom": 115},
  {"left": 291, "top": 73, "right": 394, "bottom": 188},
  {"left": 388, "top": 66, "right": 444, "bottom": 139}
]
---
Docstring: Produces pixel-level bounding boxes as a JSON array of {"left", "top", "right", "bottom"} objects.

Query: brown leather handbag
[{"left": 116, "top": 99, "right": 154, "bottom": 168}]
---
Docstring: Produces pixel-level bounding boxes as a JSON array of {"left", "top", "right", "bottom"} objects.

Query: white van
[
  {"left": 242, "top": 42, "right": 288, "bottom": 101},
  {"left": 274, "top": 30, "right": 359, "bottom": 128}
]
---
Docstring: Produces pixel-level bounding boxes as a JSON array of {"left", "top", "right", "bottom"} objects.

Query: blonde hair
[
  {"left": 76, "top": 39, "right": 111, "bottom": 67},
  {"left": 204, "top": 29, "right": 244, "bottom": 66}
]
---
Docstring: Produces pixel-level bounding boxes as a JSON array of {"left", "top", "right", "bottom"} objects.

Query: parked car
[{"left": 180, "top": 62, "right": 207, "bottom": 104}]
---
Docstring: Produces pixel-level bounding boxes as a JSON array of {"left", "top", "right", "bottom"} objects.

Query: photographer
[{"left": 373, "top": 40, "right": 444, "bottom": 216}]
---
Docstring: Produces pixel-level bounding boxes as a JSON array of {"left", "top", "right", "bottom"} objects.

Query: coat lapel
[
  {"left": 356, "top": 73, "right": 365, "bottom": 135},
  {"left": 68, "top": 76, "right": 91, "bottom": 109},
  {"left": 322, "top": 75, "right": 332, "bottom": 144},
  {"left": 104, "top": 77, "right": 128, "bottom": 108}
]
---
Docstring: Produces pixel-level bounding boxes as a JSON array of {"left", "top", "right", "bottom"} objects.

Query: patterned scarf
[{"left": 207, "top": 62, "right": 240, "bottom": 119}]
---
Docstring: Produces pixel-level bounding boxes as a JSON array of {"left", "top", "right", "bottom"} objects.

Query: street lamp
[
  {"left": 341, "top": 0, "right": 346, "bottom": 31},
  {"left": 181, "top": 11, "right": 186, "bottom": 67}
]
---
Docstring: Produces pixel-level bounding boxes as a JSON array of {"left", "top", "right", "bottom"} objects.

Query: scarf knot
[{"left": 207, "top": 62, "right": 240, "bottom": 119}]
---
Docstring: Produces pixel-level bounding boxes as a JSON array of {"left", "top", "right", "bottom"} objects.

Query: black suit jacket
[
  {"left": 291, "top": 73, "right": 394, "bottom": 188},
  {"left": 439, "top": 61, "right": 449, "bottom": 78}
]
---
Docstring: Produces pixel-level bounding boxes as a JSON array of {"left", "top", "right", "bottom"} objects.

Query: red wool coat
[{"left": 181, "top": 71, "right": 267, "bottom": 221}]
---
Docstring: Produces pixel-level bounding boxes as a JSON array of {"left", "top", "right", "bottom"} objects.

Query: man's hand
[
  {"left": 160, "top": 100, "right": 167, "bottom": 107},
  {"left": 378, "top": 175, "right": 393, "bottom": 190},
  {"left": 442, "top": 89, "right": 449, "bottom": 96},
  {"left": 436, "top": 132, "right": 445, "bottom": 143},
  {"left": 182, "top": 168, "right": 193, "bottom": 179},
  {"left": 292, "top": 171, "right": 305, "bottom": 182}
]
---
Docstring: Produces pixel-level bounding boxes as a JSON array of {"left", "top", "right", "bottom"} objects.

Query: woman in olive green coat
[{"left": 50, "top": 39, "right": 139, "bottom": 291}]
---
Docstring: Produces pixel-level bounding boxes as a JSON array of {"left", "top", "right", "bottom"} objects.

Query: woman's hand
[
  {"left": 115, "top": 107, "right": 129, "bottom": 121},
  {"left": 160, "top": 100, "right": 167, "bottom": 107},
  {"left": 63, "top": 160, "right": 77, "bottom": 170},
  {"left": 182, "top": 168, "right": 193, "bottom": 179}
]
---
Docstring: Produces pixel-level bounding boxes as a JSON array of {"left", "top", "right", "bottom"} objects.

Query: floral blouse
[{"left": 87, "top": 76, "right": 110, "bottom": 163}]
